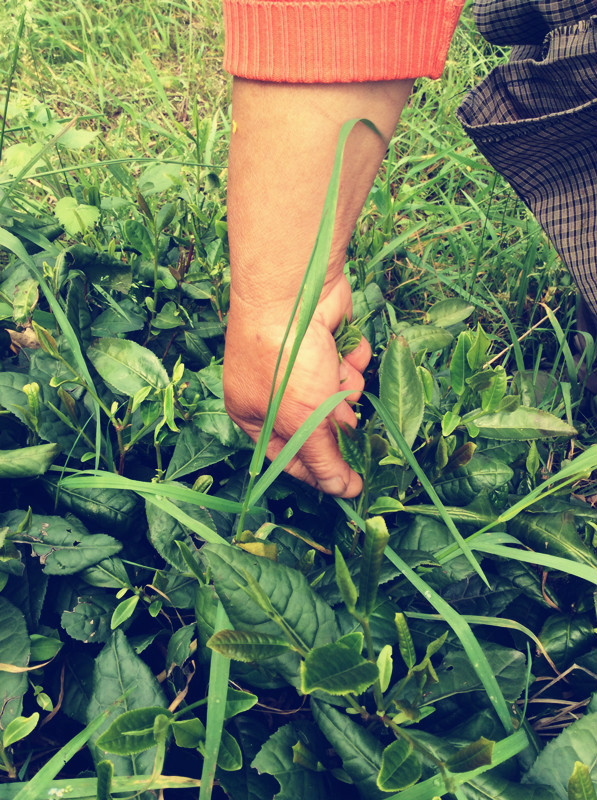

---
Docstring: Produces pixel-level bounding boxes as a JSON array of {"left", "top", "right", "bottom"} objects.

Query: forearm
[{"left": 227, "top": 78, "right": 414, "bottom": 321}]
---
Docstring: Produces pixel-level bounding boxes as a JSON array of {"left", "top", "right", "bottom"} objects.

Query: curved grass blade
[
  {"left": 143, "top": 495, "right": 227, "bottom": 546},
  {"left": 336, "top": 499, "right": 513, "bottom": 733},
  {"left": 471, "top": 542, "right": 597, "bottom": 585},
  {"left": 365, "top": 393, "right": 488, "bottom": 586}
]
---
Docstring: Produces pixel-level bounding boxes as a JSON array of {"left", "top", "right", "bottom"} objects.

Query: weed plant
[{"left": 0, "top": 2, "right": 596, "bottom": 800}]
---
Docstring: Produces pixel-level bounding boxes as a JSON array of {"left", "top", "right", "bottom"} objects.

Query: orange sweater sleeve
[{"left": 222, "top": 0, "right": 465, "bottom": 83}]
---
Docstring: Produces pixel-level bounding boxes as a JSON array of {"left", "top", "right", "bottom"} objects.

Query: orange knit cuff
[{"left": 223, "top": 0, "right": 465, "bottom": 83}]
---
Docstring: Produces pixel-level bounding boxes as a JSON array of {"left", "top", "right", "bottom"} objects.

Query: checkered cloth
[{"left": 456, "top": 1, "right": 597, "bottom": 316}]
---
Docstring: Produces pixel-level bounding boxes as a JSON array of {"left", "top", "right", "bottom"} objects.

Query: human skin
[{"left": 223, "top": 78, "right": 414, "bottom": 498}]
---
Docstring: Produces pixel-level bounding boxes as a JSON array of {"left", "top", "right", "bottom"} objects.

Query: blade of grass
[
  {"left": 0, "top": 12, "right": 26, "bottom": 161},
  {"left": 471, "top": 542, "right": 597, "bottom": 585},
  {"left": 143, "top": 494, "right": 228, "bottom": 546},
  {"left": 365, "top": 393, "right": 488, "bottom": 587},
  {"left": 2, "top": 775, "right": 202, "bottom": 799},
  {"left": 336, "top": 500, "right": 513, "bottom": 733},
  {"left": 199, "top": 601, "right": 231, "bottom": 800},
  {"left": 61, "top": 472, "right": 247, "bottom": 515}
]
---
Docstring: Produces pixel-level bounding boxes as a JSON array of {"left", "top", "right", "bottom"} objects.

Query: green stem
[
  {"left": 0, "top": 742, "right": 15, "bottom": 779},
  {"left": 359, "top": 616, "right": 384, "bottom": 711}
]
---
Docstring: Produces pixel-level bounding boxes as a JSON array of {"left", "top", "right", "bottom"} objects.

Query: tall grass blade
[{"left": 0, "top": 12, "right": 26, "bottom": 162}]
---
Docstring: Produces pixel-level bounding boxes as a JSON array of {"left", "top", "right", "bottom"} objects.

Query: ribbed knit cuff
[{"left": 223, "top": 0, "right": 465, "bottom": 83}]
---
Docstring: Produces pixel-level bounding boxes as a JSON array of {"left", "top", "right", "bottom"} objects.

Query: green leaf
[
  {"left": 426, "top": 298, "right": 474, "bottom": 328},
  {"left": 433, "top": 453, "right": 513, "bottom": 505},
  {"left": 29, "top": 633, "right": 63, "bottom": 661},
  {"left": 538, "top": 614, "right": 596, "bottom": 671},
  {"left": 334, "top": 546, "right": 357, "bottom": 612},
  {"left": 450, "top": 332, "right": 473, "bottom": 396},
  {"left": 446, "top": 737, "right": 494, "bottom": 773},
  {"left": 96, "top": 706, "right": 172, "bottom": 755},
  {"left": 524, "top": 713, "right": 597, "bottom": 798},
  {"left": 207, "top": 630, "right": 291, "bottom": 662},
  {"left": 0, "top": 444, "right": 60, "bottom": 478},
  {"left": 200, "top": 544, "right": 338, "bottom": 686},
  {"left": 64, "top": 244, "right": 133, "bottom": 294},
  {"left": 3, "top": 713, "right": 39, "bottom": 748},
  {"left": 216, "top": 729, "right": 243, "bottom": 772},
  {"left": 568, "top": 762, "right": 597, "bottom": 800},
  {"left": 377, "top": 738, "right": 422, "bottom": 792},
  {"left": 395, "top": 613, "right": 416, "bottom": 670},
  {"left": 61, "top": 593, "right": 119, "bottom": 644},
  {"left": 467, "top": 324, "right": 491, "bottom": 371},
  {"left": 87, "top": 338, "right": 169, "bottom": 396},
  {"left": 166, "top": 623, "right": 196, "bottom": 674},
  {"left": 86, "top": 630, "right": 167, "bottom": 776},
  {"left": 54, "top": 196, "right": 100, "bottom": 236},
  {"left": 0, "top": 372, "right": 30, "bottom": 426},
  {"left": 474, "top": 406, "right": 577, "bottom": 439},
  {"left": 377, "top": 645, "right": 393, "bottom": 693},
  {"left": 12, "top": 278, "right": 38, "bottom": 325},
  {"left": 172, "top": 718, "right": 206, "bottom": 749},
  {"left": 44, "top": 478, "right": 141, "bottom": 536},
  {"left": 442, "top": 410, "right": 461, "bottom": 437},
  {"left": 424, "top": 642, "right": 528, "bottom": 704},
  {"left": 357, "top": 516, "right": 390, "bottom": 617},
  {"left": 508, "top": 511, "right": 597, "bottom": 572},
  {"left": 311, "top": 699, "right": 386, "bottom": 800},
  {"left": 110, "top": 595, "right": 139, "bottom": 630},
  {"left": 300, "top": 639, "right": 379, "bottom": 695},
  {"left": 367, "top": 497, "right": 406, "bottom": 515},
  {"left": 336, "top": 424, "right": 367, "bottom": 475},
  {"left": 225, "top": 688, "right": 258, "bottom": 720},
  {"left": 10, "top": 512, "right": 122, "bottom": 575},
  {"left": 252, "top": 722, "right": 329, "bottom": 800},
  {"left": 145, "top": 495, "right": 216, "bottom": 571},
  {"left": 0, "top": 598, "right": 30, "bottom": 728},
  {"left": 96, "top": 759, "right": 113, "bottom": 800},
  {"left": 379, "top": 337, "right": 424, "bottom": 448},
  {"left": 479, "top": 366, "right": 508, "bottom": 412},
  {"left": 399, "top": 324, "right": 453, "bottom": 353},
  {"left": 165, "top": 426, "right": 233, "bottom": 480}
]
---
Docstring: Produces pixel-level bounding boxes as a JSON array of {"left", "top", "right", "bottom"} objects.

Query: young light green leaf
[
  {"left": 441, "top": 410, "right": 461, "bottom": 437},
  {"left": 96, "top": 706, "right": 172, "bottom": 755},
  {"left": 225, "top": 687, "right": 258, "bottom": 720},
  {"left": 377, "top": 738, "right": 422, "bottom": 792},
  {"left": 300, "top": 639, "right": 379, "bottom": 696},
  {"left": 395, "top": 613, "right": 416, "bottom": 670},
  {"left": 450, "top": 332, "right": 473, "bottom": 396},
  {"left": 357, "top": 516, "right": 390, "bottom": 618},
  {"left": 379, "top": 337, "right": 424, "bottom": 449},
  {"left": 445, "top": 737, "right": 494, "bottom": 773},
  {"left": 367, "top": 497, "right": 406, "bottom": 515},
  {"left": 479, "top": 366, "right": 508, "bottom": 412},
  {"left": 336, "top": 424, "right": 367, "bottom": 475},
  {"left": 215, "top": 728, "right": 243, "bottom": 772},
  {"left": 3, "top": 713, "right": 39, "bottom": 748},
  {"left": 474, "top": 406, "right": 577, "bottom": 439},
  {"left": 110, "top": 595, "right": 139, "bottom": 630},
  {"left": 96, "top": 759, "right": 113, "bottom": 800},
  {"left": 334, "top": 545, "right": 358, "bottom": 612},
  {"left": 0, "top": 444, "right": 60, "bottom": 479},
  {"left": 88, "top": 338, "right": 169, "bottom": 396},
  {"left": 172, "top": 718, "right": 206, "bottom": 749},
  {"left": 377, "top": 645, "right": 393, "bottom": 693},
  {"left": 55, "top": 196, "right": 100, "bottom": 236},
  {"left": 467, "top": 323, "right": 491, "bottom": 371},
  {"left": 568, "top": 762, "right": 597, "bottom": 800},
  {"left": 206, "top": 630, "right": 291, "bottom": 662},
  {"left": 426, "top": 298, "right": 474, "bottom": 328}
]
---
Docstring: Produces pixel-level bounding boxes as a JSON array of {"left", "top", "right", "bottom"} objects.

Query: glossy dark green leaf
[
  {"left": 509, "top": 511, "right": 597, "bottom": 572},
  {"left": 379, "top": 337, "right": 424, "bottom": 448},
  {"left": 166, "top": 623, "right": 196, "bottom": 674},
  {"left": 424, "top": 642, "right": 527, "bottom": 704},
  {"left": 88, "top": 338, "right": 168, "bottom": 396},
  {"left": 165, "top": 425, "right": 234, "bottom": 480},
  {"left": 207, "top": 629, "right": 291, "bottom": 661},
  {"left": 474, "top": 406, "right": 577, "bottom": 440},
  {"left": 216, "top": 728, "right": 243, "bottom": 772},
  {"left": 524, "top": 713, "right": 597, "bottom": 797},
  {"left": 217, "top": 717, "right": 279, "bottom": 800},
  {"left": 252, "top": 722, "right": 329, "bottom": 800},
  {"left": 43, "top": 478, "right": 141, "bottom": 536},
  {"left": 145, "top": 495, "right": 215, "bottom": 571},
  {"left": 433, "top": 453, "right": 513, "bottom": 505},
  {"left": 568, "top": 762, "right": 597, "bottom": 800},
  {"left": 91, "top": 299, "right": 146, "bottom": 337},
  {"left": 357, "top": 516, "right": 390, "bottom": 617},
  {"left": 96, "top": 706, "right": 172, "bottom": 755},
  {"left": 0, "top": 444, "right": 60, "bottom": 478},
  {"left": 538, "top": 614, "right": 596, "bottom": 671},
  {"left": 61, "top": 593, "right": 120, "bottom": 644},
  {"left": 426, "top": 298, "right": 474, "bottom": 328},
  {"left": 300, "top": 639, "right": 379, "bottom": 695},
  {"left": 63, "top": 244, "right": 132, "bottom": 292},
  {"left": 87, "top": 630, "right": 168, "bottom": 776},
  {"left": 192, "top": 398, "right": 252, "bottom": 448},
  {"left": 445, "top": 737, "right": 494, "bottom": 773},
  {"left": 200, "top": 544, "right": 338, "bottom": 686},
  {"left": 311, "top": 699, "right": 386, "bottom": 800},
  {"left": 0, "top": 598, "right": 29, "bottom": 728},
  {"left": 377, "top": 738, "right": 421, "bottom": 791},
  {"left": 172, "top": 717, "right": 206, "bottom": 749}
]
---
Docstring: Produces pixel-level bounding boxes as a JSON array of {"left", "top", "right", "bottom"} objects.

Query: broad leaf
[
  {"left": 225, "top": 688, "right": 258, "bottom": 720},
  {"left": 172, "top": 718, "right": 206, "bottom": 749},
  {"left": 509, "top": 511, "right": 597, "bottom": 571},
  {"left": 0, "top": 372, "right": 29, "bottom": 425},
  {"left": 445, "top": 737, "right": 494, "bottom": 773},
  {"left": 523, "top": 713, "right": 597, "bottom": 799},
  {"left": 200, "top": 544, "right": 338, "bottom": 686},
  {"left": 568, "top": 762, "right": 597, "bottom": 800},
  {"left": 215, "top": 728, "right": 243, "bottom": 771},
  {"left": 217, "top": 717, "right": 278, "bottom": 800},
  {"left": 96, "top": 707, "right": 172, "bottom": 755},
  {"left": 538, "top": 614, "right": 596, "bottom": 671},
  {"left": 0, "top": 444, "right": 60, "bottom": 478},
  {"left": 207, "top": 630, "right": 291, "bottom": 661},
  {"left": 0, "top": 598, "right": 29, "bottom": 728},
  {"left": 357, "top": 516, "right": 390, "bottom": 617},
  {"left": 311, "top": 699, "right": 386, "bottom": 799},
  {"left": 379, "top": 337, "right": 424, "bottom": 448},
  {"left": 399, "top": 324, "right": 453, "bottom": 353},
  {"left": 87, "top": 338, "right": 168, "bottom": 396},
  {"left": 300, "top": 639, "right": 379, "bottom": 695},
  {"left": 61, "top": 593, "right": 119, "bottom": 644},
  {"left": 474, "top": 406, "right": 577, "bottom": 439},
  {"left": 426, "top": 298, "right": 474, "bottom": 328},
  {"left": 43, "top": 478, "right": 141, "bottom": 536},
  {"left": 145, "top": 495, "right": 215, "bottom": 571},
  {"left": 3, "top": 713, "right": 39, "bottom": 749},
  {"left": 166, "top": 425, "right": 233, "bottom": 480},
  {"left": 166, "top": 623, "right": 196, "bottom": 674},
  {"left": 433, "top": 453, "right": 513, "bottom": 505},
  {"left": 377, "top": 738, "right": 421, "bottom": 791},
  {"left": 87, "top": 630, "right": 168, "bottom": 777}
]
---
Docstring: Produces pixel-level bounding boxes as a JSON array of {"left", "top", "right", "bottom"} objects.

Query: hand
[{"left": 223, "top": 276, "right": 371, "bottom": 497}]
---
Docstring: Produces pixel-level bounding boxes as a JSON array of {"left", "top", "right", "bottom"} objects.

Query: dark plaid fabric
[{"left": 456, "top": 1, "right": 597, "bottom": 316}]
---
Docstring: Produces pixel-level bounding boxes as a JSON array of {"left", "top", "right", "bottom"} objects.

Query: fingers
[
  {"left": 295, "top": 422, "right": 363, "bottom": 497},
  {"left": 344, "top": 335, "right": 372, "bottom": 374},
  {"left": 339, "top": 359, "right": 365, "bottom": 403}
]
